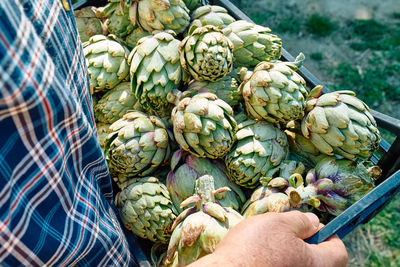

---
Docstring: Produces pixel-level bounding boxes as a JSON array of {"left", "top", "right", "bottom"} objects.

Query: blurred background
[{"left": 234, "top": 0, "right": 400, "bottom": 266}]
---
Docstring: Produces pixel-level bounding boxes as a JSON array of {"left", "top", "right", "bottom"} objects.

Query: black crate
[{"left": 73, "top": 0, "right": 400, "bottom": 265}]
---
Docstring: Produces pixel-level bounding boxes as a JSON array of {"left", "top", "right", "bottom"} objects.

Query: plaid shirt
[{"left": 0, "top": 0, "right": 137, "bottom": 265}]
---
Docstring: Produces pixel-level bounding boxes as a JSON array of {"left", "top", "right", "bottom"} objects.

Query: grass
[{"left": 305, "top": 14, "right": 336, "bottom": 36}]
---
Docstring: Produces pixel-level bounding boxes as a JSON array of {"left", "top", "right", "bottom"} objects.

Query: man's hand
[{"left": 190, "top": 211, "right": 348, "bottom": 267}]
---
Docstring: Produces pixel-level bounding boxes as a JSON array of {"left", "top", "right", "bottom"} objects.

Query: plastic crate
[{"left": 73, "top": 0, "right": 400, "bottom": 264}]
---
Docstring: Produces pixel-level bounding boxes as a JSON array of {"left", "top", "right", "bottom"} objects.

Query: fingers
[
  {"left": 309, "top": 235, "right": 348, "bottom": 267},
  {"left": 275, "top": 211, "right": 320, "bottom": 239}
]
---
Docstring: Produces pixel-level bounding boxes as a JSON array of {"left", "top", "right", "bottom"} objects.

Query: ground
[{"left": 237, "top": 0, "right": 400, "bottom": 266}]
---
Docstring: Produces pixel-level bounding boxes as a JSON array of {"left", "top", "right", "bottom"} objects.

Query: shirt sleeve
[{"left": 0, "top": 0, "right": 136, "bottom": 265}]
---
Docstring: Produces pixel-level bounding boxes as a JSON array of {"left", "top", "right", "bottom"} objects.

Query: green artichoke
[
  {"left": 186, "top": 67, "right": 248, "bottom": 107},
  {"left": 100, "top": 1, "right": 135, "bottom": 38},
  {"left": 179, "top": 22, "right": 234, "bottom": 82},
  {"left": 240, "top": 56, "right": 308, "bottom": 124},
  {"left": 128, "top": 31, "right": 187, "bottom": 117},
  {"left": 94, "top": 82, "right": 143, "bottom": 124},
  {"left": 223, "top": 20, "right": 282, "bottom": 67},
  {"left": 115, "top": 177, "right": 177, "bottom": 243},
  {"left": 74, "top": 6, "right": 106, "bottom": 42},
  {"left": 125, "top": 0, "right": 190, "bottom": 34},
  {"left": 167, "top": 149, "right": 246, "bottom": 213},
  {"left": 124, "top": 27, "right": 151, "bottom": 50},
  {"left": 225, "top": 119, "right": 289, "bottom": 189},
  {"left": 301, "top": 88, "right": 381, "bottom": 160},
  {"left": 104, "top": 111, "right": 172, "bottom": 186},
  {"left": 165, "top": 175, "right": 243, "bottom": 266},
  {"left": 191, "top": 5, "right": 235, "bottom": 29},
  {"left": 83, "top": 35, "right": 130, "bottom": 93},
  {"left": 171, "top": 92, "right": 237, "bottom": 159},
  {"left": 288, "top": 157, "right": 377, "bottom": 216}
]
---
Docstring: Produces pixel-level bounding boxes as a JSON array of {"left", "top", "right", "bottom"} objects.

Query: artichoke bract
[
  {"left": 94, "top": 82, "right": 143, "bottom": 124},
  {"left": 240, "top": 55, "right": 308, "bottom": 124},
  {"left": 83, "top": 35, "right": 130, "bottom": 93},
  {"left": 179, "top": 22, "right": 234, "bottom": 82},
  {"left": 104, "top": 111, "right": 172, "bottom": 186},
  {"left": 223, "top": 20, "right": 282, "bottom": 67},
  {"left": 191, "top": 5, "right": 235, "bottom": 29},
  {"left": 115, "top": 177, "right": 177, "bottom": 243},
  {"left": 128, "top": 31, "right": 187, "bottom": 117},
  {"left": 96, "top": 122, "right": 111, "bottom": 151},
  {"left": 288, "top": 157, "right": 377, "bottom": 216},
  {"left": 74, "top": 6, "right": 106, "bottom": 42},
  {"left": 301, "top": 88, "right": 381, "bottom": 160},
  {"left": 125, "top": 0, "right": 190, "bottom": 34},
  {"left": 100, "top": 1, "right": 135, "bottom": 39},
  {"left": 167, "top": 149, "right": 246, "bottom": 213},
  {"left": 171, "top": 93, "right": 237, "bottom": 159},
  {"left": 186, "top": 67, "right": 248, "bottom": 107},
  {"left": 165, "top": 175, "right": 243, "bottom": 266},
  {"left": 225, "top": 119, "right": 289, "bottom": 189}
]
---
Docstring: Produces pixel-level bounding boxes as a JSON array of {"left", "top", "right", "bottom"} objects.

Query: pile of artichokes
[{"left": 75, "top": 1, "right": 382, "bottom": 266}]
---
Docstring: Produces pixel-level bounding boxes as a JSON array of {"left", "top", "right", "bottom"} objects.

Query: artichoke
[
  {"left": 240, "top": 54, "right": 308, "bottom": 124},
  {"left": 125, "top": 0, "right": 190, "bottom": 34},
  {"left": 179, "top": 22, "right": 234, "bottom": 82},
  {"left": 301, "top": 88, "right": 381, "bottom": 160},
  {"left": 83, "top": 35, "right": 130, "bottom": 93},
  {"left": 167, "top": 149, "right": 246, "bottom": 213},
  {"left": 94, "top": 82, "right": 143, "bottom": 124},
  {"left": 128, "top": 31, "right": 187, "bottom": 117},
  {"left": 225, "top": 119, "right": 289, "bottom": 189},
  {"left": 96, "top": 122, "right": 111, "bottom": 151},
  {"left": 100, "top": 1, "right": 135, "bottom": 38},
  {"left": 242, "top": 177, "right": 291, "bottom": 218},
  {"left": 124, "top": 27, "right": 151, "bottom": 50},
  {"left": 186, "top": 67, "right": 249, "bottom": 107},
  {"left": 104, "top": 111, "right": 172, "bottom": 186},
  {"left": 115, "top": 177, "right": 177, "bottom": 243},
  {"left": 171, "top": 93, "right": 237, "bottom": 159},
  {"left": 288, "top": 157, "right": 378, "bottom": 216},
  {"left": 74, "top": 6, "right": 106, "bottom": 42},
  {"left": 191, "top": 5, "right": 235, "bottom": 29},
  {"left": 223, "top": 20, "right": 282, "bottom": 67},
  {"left": 164, "top": 175, "right": 243, "bottom": 266}
]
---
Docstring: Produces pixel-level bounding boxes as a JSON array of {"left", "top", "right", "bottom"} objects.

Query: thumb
[
  {"left": 308, "top": 235, "right": 348, "bottom": 267},
  {"left": 280, "top": 211, "right": 320, "bottom": 239}
]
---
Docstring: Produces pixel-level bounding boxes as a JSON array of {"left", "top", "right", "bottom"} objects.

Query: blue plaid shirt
[{"left": 0, "top": 0, "right": 136, "bottom": 265}]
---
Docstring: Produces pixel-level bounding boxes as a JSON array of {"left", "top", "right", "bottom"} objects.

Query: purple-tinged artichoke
[
  {"left": 164, "top": 175, "right": 243, "bottom": 266},
  {"left": 242, "top": 160, "right": 305, "bottom": 217},
  {"left": 288, "top": 157, "right": 379, "bottom": 216},
  {"left": 167, "top": 149, "right": 245, "bottom": 213}
]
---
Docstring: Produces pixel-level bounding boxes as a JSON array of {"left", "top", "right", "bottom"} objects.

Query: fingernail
[{"left": 304, "top": 212, "right": 320, "bottom": 228}]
